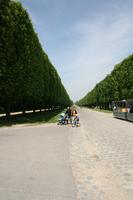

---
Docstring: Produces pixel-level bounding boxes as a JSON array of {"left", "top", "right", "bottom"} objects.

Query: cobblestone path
[{"left": 69, "top": 108, "right": 133, "bottom": 200}]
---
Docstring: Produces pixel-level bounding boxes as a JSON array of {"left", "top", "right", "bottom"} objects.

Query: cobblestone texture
[{"left": 69, "top": 108, "right": 133, "bottom": 200}]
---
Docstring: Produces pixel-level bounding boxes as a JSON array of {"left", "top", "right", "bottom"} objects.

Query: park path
[
  {"left": 0, "top": 124, "right": 77, "bottom": 200},
  {"left": 69, "top": 107, "right": 133, "bottom": 200},
  {"left": 0, "top": 108, "right": 133, "bottom": 200}
]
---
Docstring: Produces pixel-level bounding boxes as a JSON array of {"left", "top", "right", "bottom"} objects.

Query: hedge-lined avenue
[
  {"left": 77, "top": 54, "right": 133, "bottom": 109},
  {"left": 0, "top": 0, "right": 72, "bottom": 117}
]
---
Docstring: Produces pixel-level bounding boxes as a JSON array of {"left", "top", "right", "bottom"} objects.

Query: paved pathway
[
  {"left": 69, "top": 108, "right": 133, "bottom": 200},
  {"left": 0, "top": 124, "right": 76, "bottom": 200},
  {"left": 0, "top": 108, "right": 133, "bottom": 200}
]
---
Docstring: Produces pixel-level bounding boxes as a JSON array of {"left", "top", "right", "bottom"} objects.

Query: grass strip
[{"left": 0, "top": 109, "right": 64, "bottom": 127}]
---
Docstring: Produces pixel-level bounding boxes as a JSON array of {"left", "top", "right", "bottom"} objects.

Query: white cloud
[
  {"left": 63, "top": 7, "right": 133, "bottom": 101},
  {"left": 20, "top": 0, "right": 133, "bottom": 102}
]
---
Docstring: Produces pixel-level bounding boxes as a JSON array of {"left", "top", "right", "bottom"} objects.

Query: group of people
[{"left": 58, "top": 106, "right": 80, "bottom": 127}]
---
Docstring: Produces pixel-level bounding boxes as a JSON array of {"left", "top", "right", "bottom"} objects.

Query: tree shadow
[{"left": 0, "top": 109, "right": 63, "bottom": 127}]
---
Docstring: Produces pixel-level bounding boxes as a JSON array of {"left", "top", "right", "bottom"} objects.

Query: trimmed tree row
[
  {"left": 77, "top": 54, "right": 133, "bottom": 109},
  {"left": 0, "top": 0, "right": 72, "bottom": 117}
]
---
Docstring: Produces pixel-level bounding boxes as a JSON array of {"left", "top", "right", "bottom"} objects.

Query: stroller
[{"left": 58, "top": 113, "right": 68, "bottom": 125}]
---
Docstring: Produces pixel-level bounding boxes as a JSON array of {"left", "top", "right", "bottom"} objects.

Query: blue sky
[{"left": 19, "top": 0, "right": 133, "bottom": 101}]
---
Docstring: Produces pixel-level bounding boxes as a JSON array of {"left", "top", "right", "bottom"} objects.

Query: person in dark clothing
[
  {"left": 130, "top": 106, "right": 133, "bottom": 113},
  {"left": 65, "top": 107, "right": 71, "bottom": 124}
]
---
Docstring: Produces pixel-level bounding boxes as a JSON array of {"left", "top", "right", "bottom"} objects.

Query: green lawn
[{"left": 0, "top": 109, "right": 64, "bottom": 127}]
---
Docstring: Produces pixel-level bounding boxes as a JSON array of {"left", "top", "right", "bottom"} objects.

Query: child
[
  {"left": 71, "top": 108, "right": 79, "bottom": 127},
  {"left": 58, "top": 112, "right": 65, "bottom": 125}
]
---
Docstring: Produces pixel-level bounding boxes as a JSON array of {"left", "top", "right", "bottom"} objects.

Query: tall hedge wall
[
  {"left": 77, "top": 54, "right": 133, "bottom": 109},
  {"left": 0, "top": 0, "right": 72, "bottom": 117}
]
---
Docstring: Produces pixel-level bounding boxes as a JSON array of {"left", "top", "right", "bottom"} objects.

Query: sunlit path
[
  {"left": 69, "top": 107, "right": 133, "bottom": 200},
  {"left": 0, "top": 124, "right": 76, "bottom": 200},
  {"left": 0, "top": 108, "right": 133, "bottom": 200}
]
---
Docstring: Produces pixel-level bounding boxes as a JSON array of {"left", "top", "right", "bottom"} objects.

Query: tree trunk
[
  {"left": 23, "top": 110, "right": 25, "bottom": 115},
  {"left": 5, "top": 103, "right": 11, "bottom": 120}
]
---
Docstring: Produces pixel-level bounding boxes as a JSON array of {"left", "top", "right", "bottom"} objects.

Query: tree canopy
[
  {"left": 76, "top": 54, "right": 133, "bottom": 109},
  {"left": 0, "top": 0, "right": 72, "bottom": 117}
]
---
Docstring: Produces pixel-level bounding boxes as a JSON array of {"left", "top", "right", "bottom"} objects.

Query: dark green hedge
[
  {"left": 0, "top": 0, "right": 72, "bottom": 117},
  {"left": 77, "top": 54, "right": 133, "bottom": 109}
]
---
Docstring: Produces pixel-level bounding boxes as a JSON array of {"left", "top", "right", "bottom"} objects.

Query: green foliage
[
  {"left": 77, "top": 54, "right": 133, "bottom": 109},
  {"left": 0, "top": 0, "right": 72, "bottom": 117}
]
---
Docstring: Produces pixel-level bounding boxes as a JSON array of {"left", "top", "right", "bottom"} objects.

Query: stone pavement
[
  {"left": 69, "top": 108, "right": 133, "bottom": 200},
  {"left": 0, "top": 124, "right": 76, "bottom": 200},
  {"left": 0, "top": 109, "right": 133, "bottom": 200}
]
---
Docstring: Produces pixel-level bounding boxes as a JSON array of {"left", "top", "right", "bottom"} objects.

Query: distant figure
[
  {"left": 65, "top": 107, "right": 71, "bottom": 124},
  {"left": 127, "top": 107, "right": 130, "bottom": 113},
  {"left": 113, "top": 105, "right": 117, "bottom": 111},
  {"left": 130, "top": 106, "right": 133, "bottom": 113},
  {"left": 73, "top": 113, "right": 80, "bottom": 127},
  {"left": 71, "top": 107, "right": 78, "bottom": 126},
  {"left": 71, "top": 107, "right": 77, "bottom": 117},
  {"left": 58, "top": 112, "right": 66, "bottom": 125}
]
